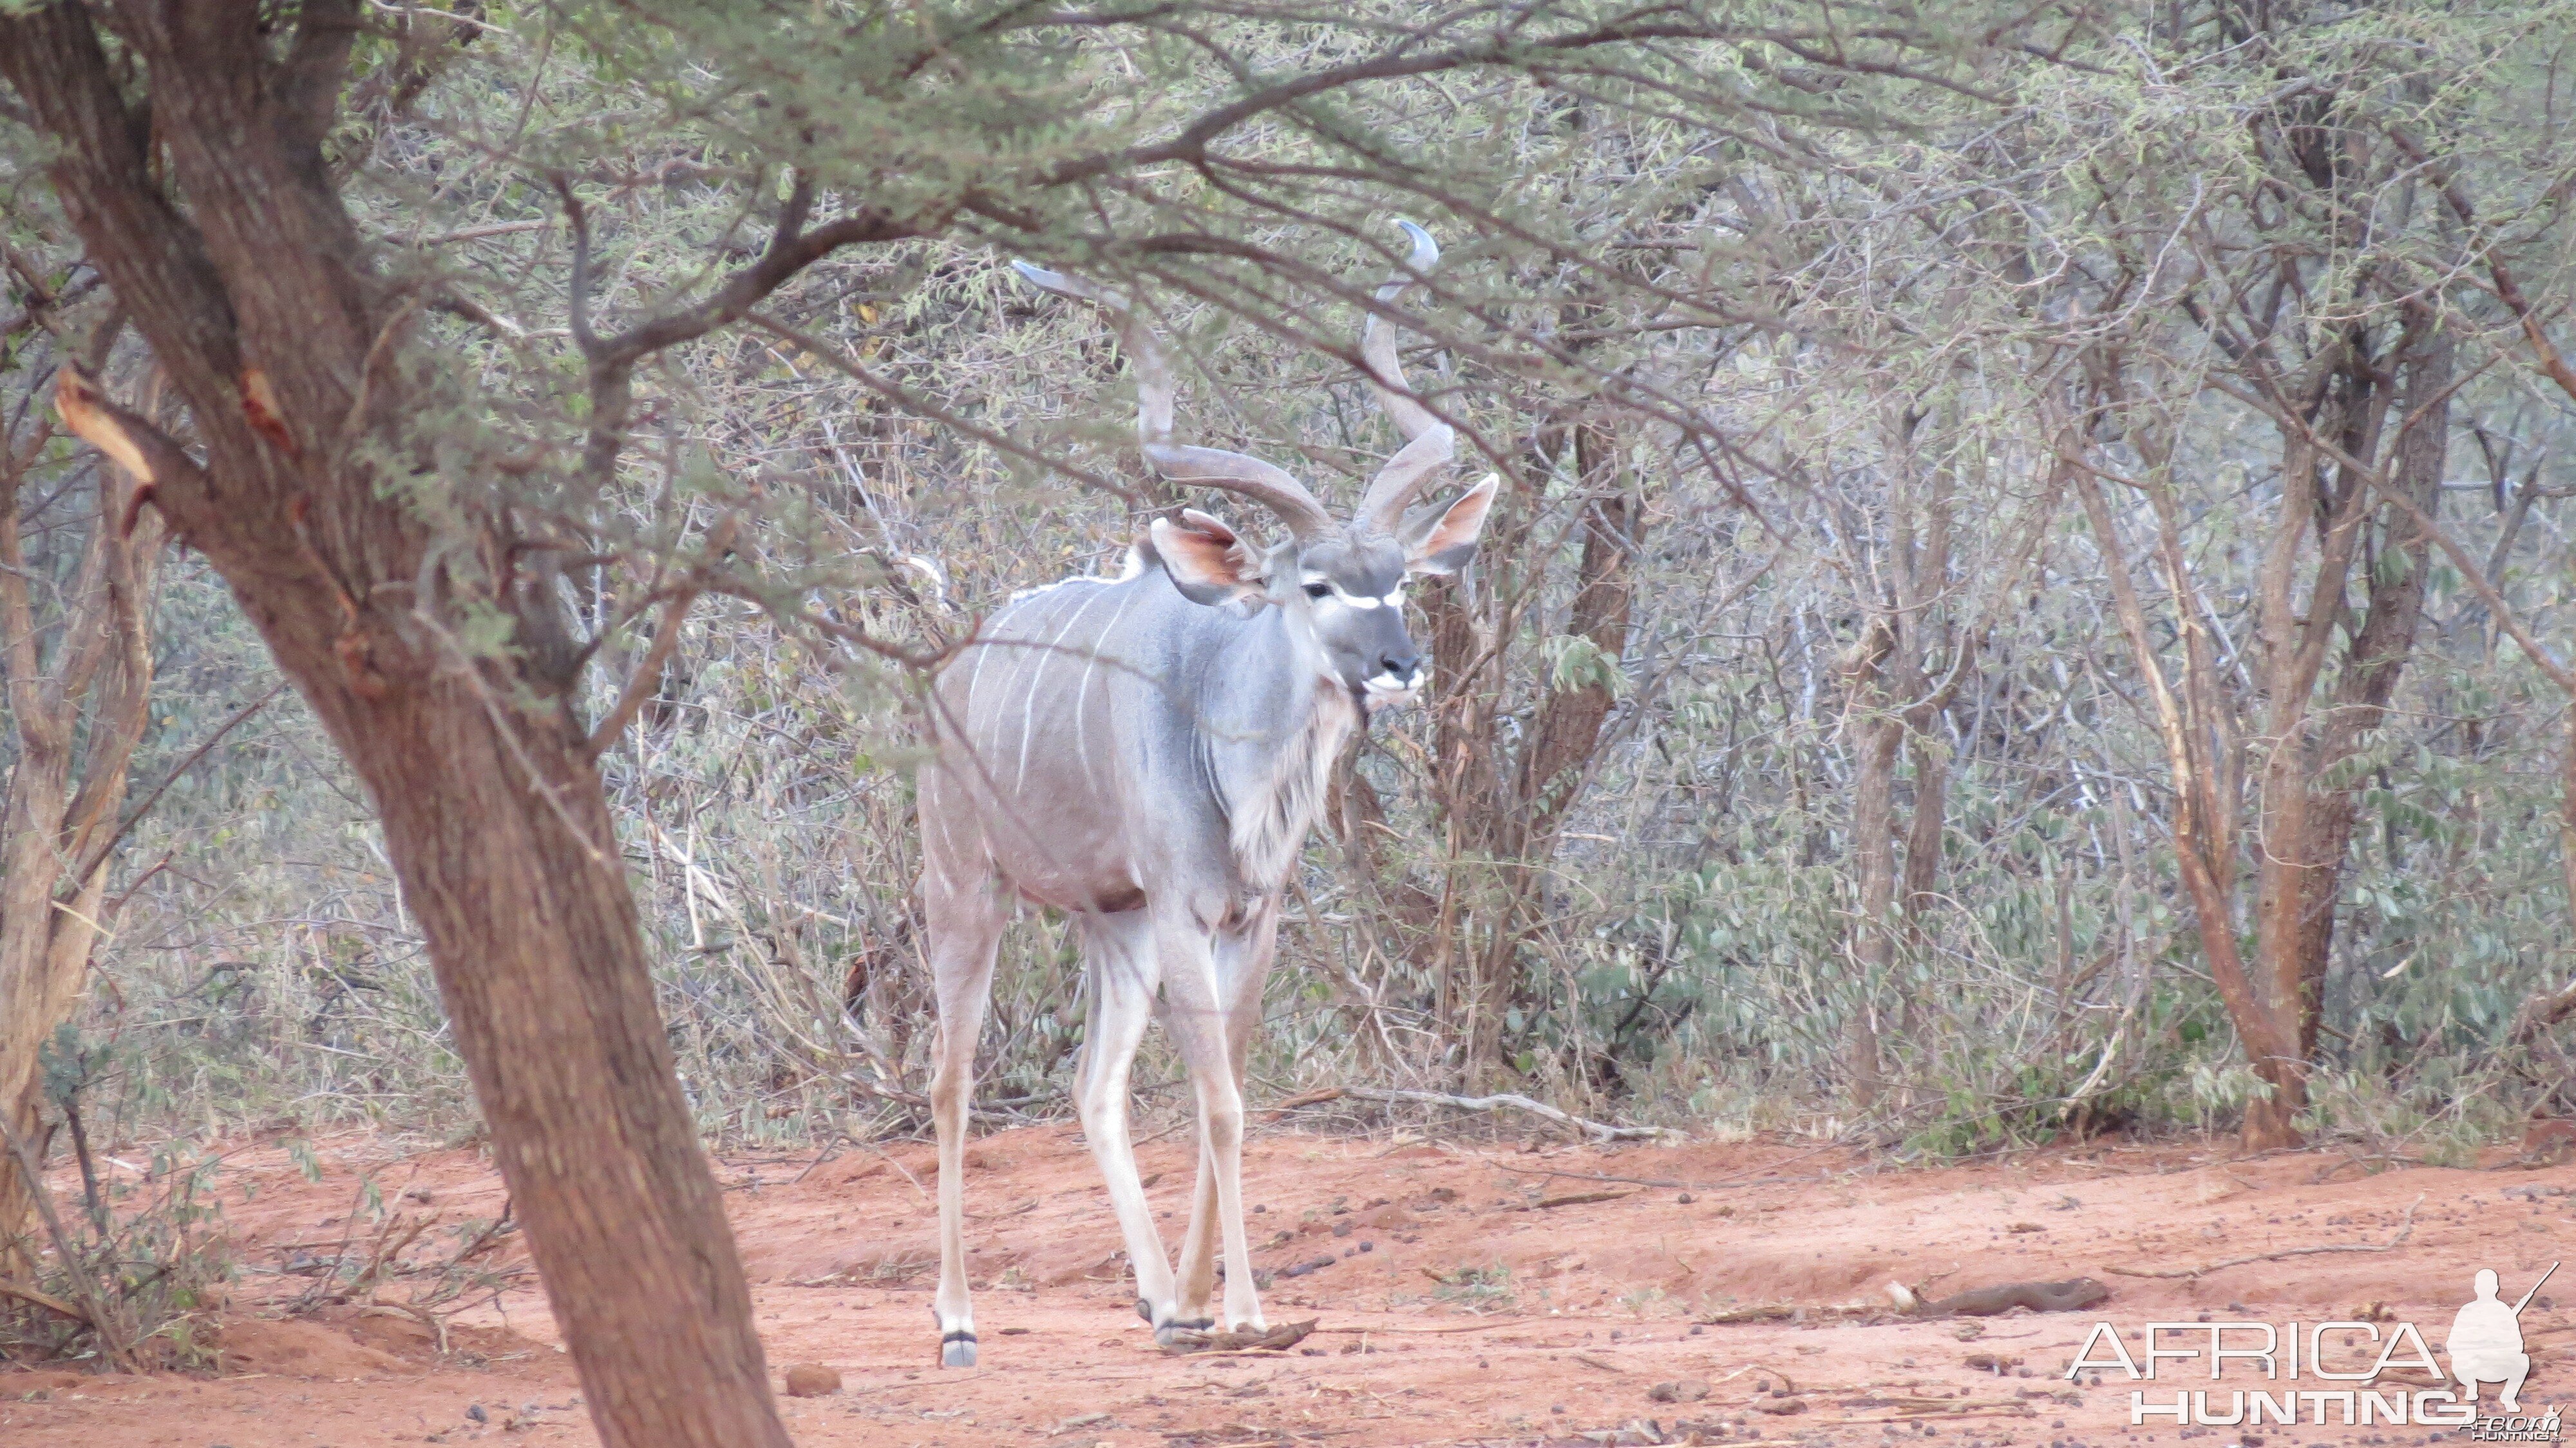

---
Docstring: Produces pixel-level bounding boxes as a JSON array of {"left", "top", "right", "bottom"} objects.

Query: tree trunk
[
  {"left": 1892, "top": 438, "right": 1956, "bottom": 1040},
  {"left": 0, "top": 395, "right": 162, "bottom": 1270},
  {"left": 1899, "top": 729, "right": 1949, "bottom": 953},
  {"left": 1842, "top": 621, "right": 1901, "bottom": 1109},
  {"left": 332, "top": 680, "right": 786, "bottom": 1445},
  {"left": 2285, "top": 328, "right": 2452, "bottom": 1059},
  {"left": 1421, "top": 561, "right": 1504, "bottom": 1065},
  {"left": 1, "top": 7, "right": 788, "bottom": 1441},
  {"left": 2074, "top": 450, "right": 2306, "bottom": 1148},
  {"left": 1450, "top": 416, "right": 1645, "bottom": 1087}
]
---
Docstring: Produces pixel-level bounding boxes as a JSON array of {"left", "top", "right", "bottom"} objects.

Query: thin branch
[
  {"left": 1039, "top": 15, "right": 1996, "bottom": 189},
  {"left": 560, "top": 168, "right": 941, "bottom": 497},
  {"left": 583, "top": 587, "right": 696, "bottom": 760},
  {"left": 63, "top": 681, "right": 289, "bottom": 896},
  {"left": 747, "top": 312, "right": 1142, "bottom": 504},
  {"left": 2385, "top": 125, "right": 2576, "bottom": 407},
  {"left": 0, "top": 1111, "right": 136, "bottom": 1371},
  {"left": 1272, "top": 1085, "right": 1668, "bottom": 1142},
  {"left": 553, "top": 172, "right": 596, "bottom": 357},
  {"left": 0, "top": 1276, "right": 86, "bottom": 1322},
  {"left": 591, "top": 196, "right": 932, "bottom": 370}
]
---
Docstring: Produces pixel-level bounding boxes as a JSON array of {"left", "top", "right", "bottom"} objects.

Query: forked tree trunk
[
  {"left": 2073, "top": 433, "right": 2297, "bottom": 1151},
  {"left": 2076, "top": 317, "right": 2450, "bottom": 1153},
  {"left": 1839, "top": 417, "right": 1958, "bottom": 1112},
  {"left": 2281, "top": 330, "right": 2452, "bottom": 1061},
  {"left": 1425, "top": 415, "right": 1645, "bottom": 1087},
  {"left": 0, "top": 7, "right": 788, "bottom": 1441},
  {"left": 0, "top": 393, "right": 163, "bottom": 1270},
  {"left": 2236, "top": 325, "right": 2448, "bottom": 1148}
]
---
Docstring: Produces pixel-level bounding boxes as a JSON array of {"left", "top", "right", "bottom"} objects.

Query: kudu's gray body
[{"left": 916, "top": 225, "right": 1496, "bottom": 1365}]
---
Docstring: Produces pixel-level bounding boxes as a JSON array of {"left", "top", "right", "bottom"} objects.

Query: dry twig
[{"left": 1272, "top": 1086, "right": 1667, "bottom": 1142}]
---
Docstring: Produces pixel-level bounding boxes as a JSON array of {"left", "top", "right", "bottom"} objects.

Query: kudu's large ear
[
  {"left": 1400, "top": 473, "right": 1500, "bottom": 576},
  {"left": 1150, "top": 509, "right": 1269, "bottom": 605}
]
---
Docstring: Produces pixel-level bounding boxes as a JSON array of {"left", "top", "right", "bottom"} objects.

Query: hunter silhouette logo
[
  {"left": 2068, "top": 1257, "right": 2561, "bottom": 1436},
  {"left": 2450, "top": 1262, "right": 2555, "bottom": 1415}
]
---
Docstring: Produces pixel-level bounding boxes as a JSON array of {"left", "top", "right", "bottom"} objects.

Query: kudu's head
[{"left": 1013, "top": 222, "right": 1497, "bottom": 713}]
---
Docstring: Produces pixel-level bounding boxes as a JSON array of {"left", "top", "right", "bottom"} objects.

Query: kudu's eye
[{"left": 1303, "top": 582, "right": 1332, "bottom": 600}]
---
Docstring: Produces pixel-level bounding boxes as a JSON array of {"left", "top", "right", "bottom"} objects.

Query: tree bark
[
  {"left": 1899, "top": 729, "right": 1949, "bottom": 956},
  {"left": 2284, "top": 328, "right": 2452, "bottom": 1060},
  {"left": 1421, "top": 558, "right": 1504, "bottom": 1061},
  {"left": 2241, "top": 357, "right": 2384, "bottom": 1148},
  {"left": 336, "top": 674, "right": 787, "bottom": 1446},
  {"left": 0, "top": 376, "right": 162, "bottom": 1271},
  {"left": 1842, "top": 620, "right": 1901, "bottom": 1108},
  {"left": 2074, "top": 444, "right": 2305, "bottom": 1145},
  {"left": 0, "top": 7, "right": 788, "bottom": 1441}
]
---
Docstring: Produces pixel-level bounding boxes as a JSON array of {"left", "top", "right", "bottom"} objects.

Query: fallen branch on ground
[
  {"left": 1160, "top": 1319, "right": 1316, "bottom": 1355},
  {"left": 361, "top": 1300, "right": 451, "bottom": 1355},
  {"left": 1697, "top": 1301, "right": 1880, "bottom": 1324},
  {"left": 2105, "top": 1194, "right": 2421, "bottom": 1280},
  {"left": 1844, "top": 1404, "right": 2042, "bottom": 1423},
  {"left": 1311, "top": 1319, "right": 1521, "bottom": 1335},
  {"left": 0, "top": 1277, "right": 88, "bottom": 1322},
  {"left": 1522, "top": 1190, "right": 1631, "bottom": 1210},
  {"left": 1270, "top": 1087, "right": 1668, "bottom": 1142},
  {"left": 1703, "top": 1362, "right": 1799, "bottom": 1395}
]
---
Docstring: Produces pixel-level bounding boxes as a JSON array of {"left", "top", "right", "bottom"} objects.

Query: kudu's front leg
[
  {"left": 1072, "top": 912, "right": 1185, "bottom": 1337},
  {"left": 1175, "top": 906, "right": 1278, "bottom": 1329},
  {"left": 1158, "top": 914, "right": 1267, "bottom": 1335}
]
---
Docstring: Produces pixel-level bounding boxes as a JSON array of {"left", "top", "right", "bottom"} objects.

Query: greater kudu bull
[{"left": 915, "top": 225, "right": 1495, "bottom": 1366}]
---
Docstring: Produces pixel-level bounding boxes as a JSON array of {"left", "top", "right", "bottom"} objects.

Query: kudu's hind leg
[
  {"left": 1175, "top": 904, "right": 1279, "bottom": 1328},
  {"left": 925, "top": 873, "right": 1005, "bottom": 1367},
  {"left": 1073, "top": 911, "right": 1186, "bottom": 1337},
  {"left": 1157, "top": 911, "right": 1267, "bottom": 1335}
]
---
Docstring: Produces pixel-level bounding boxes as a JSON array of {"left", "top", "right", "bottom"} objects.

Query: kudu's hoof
[
  {"left": 1152, "top": 1317, "right": 1215, "bottom": 1348},
  {"left": 940, "top": 1331, "right": 978, "bottom": 1368}
]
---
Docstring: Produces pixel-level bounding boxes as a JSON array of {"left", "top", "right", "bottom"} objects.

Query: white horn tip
[
  {"left": 1010, "top": 259, "right": 1065, "bottom": 291},
  {"left": 1395, "top": 219, "right": 1439, "bottom": 267}
]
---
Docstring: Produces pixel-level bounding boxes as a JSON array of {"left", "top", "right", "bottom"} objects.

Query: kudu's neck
[{"left": 1189, "top": 597, "right": 1356, "bottom": 893}]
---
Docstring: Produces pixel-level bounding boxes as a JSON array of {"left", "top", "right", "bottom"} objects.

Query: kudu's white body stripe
[{"left": 1018, "top": 584, "right": 1111, "bottom": 793}]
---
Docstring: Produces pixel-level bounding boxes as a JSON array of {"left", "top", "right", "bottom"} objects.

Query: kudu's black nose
[{"left": 1379, "top": 648, "right": 1422, "bottom": 681}]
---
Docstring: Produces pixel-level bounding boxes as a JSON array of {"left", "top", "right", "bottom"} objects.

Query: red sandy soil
[{"left": 3, "top": 1123, "right": 2568, "bottom": 1448}]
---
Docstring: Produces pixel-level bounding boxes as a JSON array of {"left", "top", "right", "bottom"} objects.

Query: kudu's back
[{"left": 923, "top": 557, "right": 1303, "bottom": 915}]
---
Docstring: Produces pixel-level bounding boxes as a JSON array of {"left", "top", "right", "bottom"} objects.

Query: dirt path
[{"left": 5, "top": 1126, "right": 2567, "bottom": 1447}]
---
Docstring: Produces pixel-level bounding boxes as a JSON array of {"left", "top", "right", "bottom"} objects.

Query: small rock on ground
[
  {"left": 1647, "top": 1379, "right": 1710, "bottom": 1403},
  {"left": 784, "top": 1363, "right": 842, "bottom": 1397}
]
